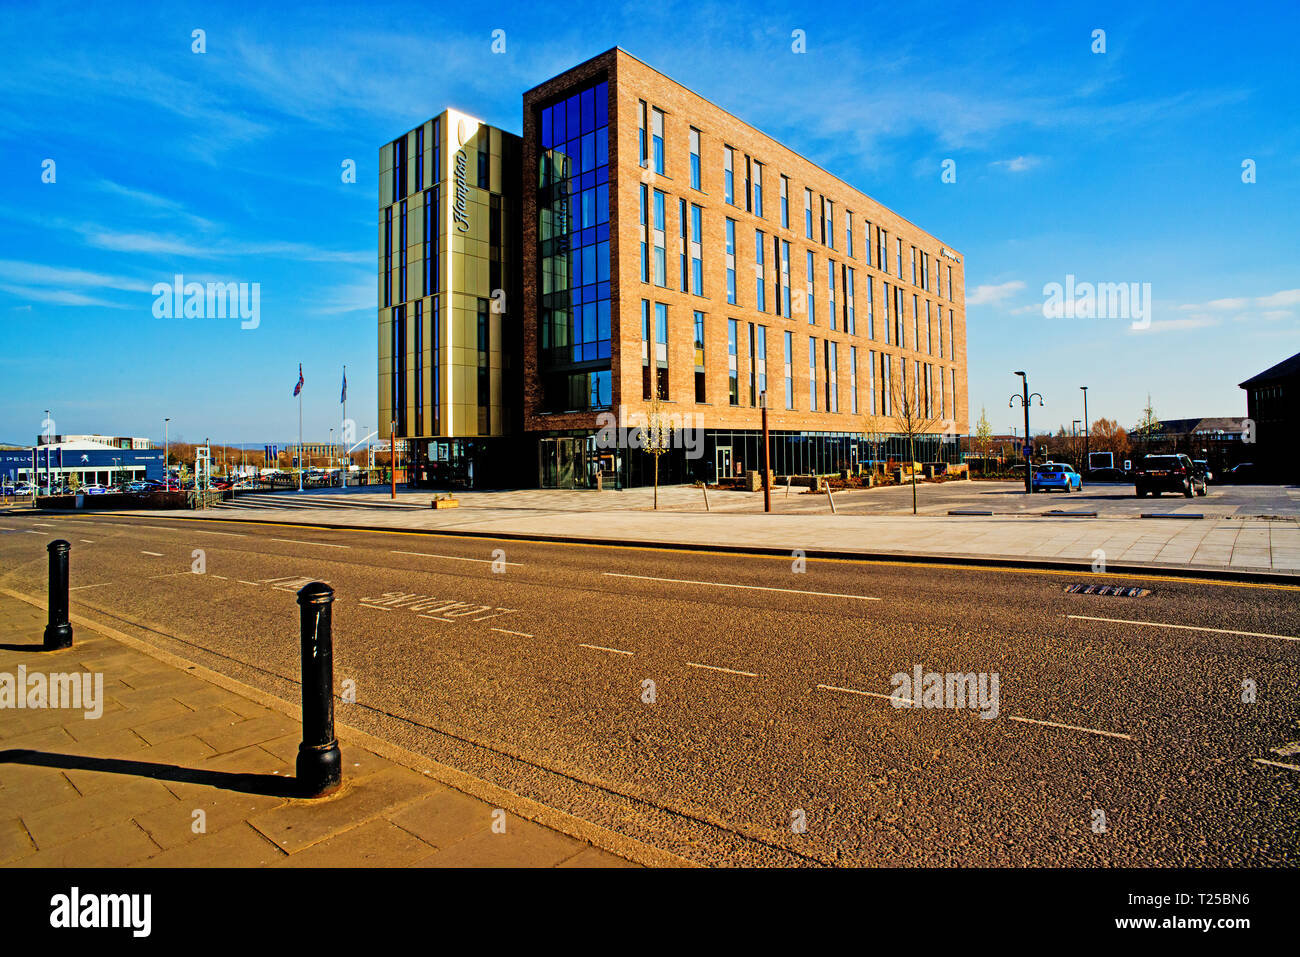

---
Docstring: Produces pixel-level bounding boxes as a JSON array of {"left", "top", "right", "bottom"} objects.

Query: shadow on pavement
[{"left": 0, "top": 748, "right": 302, "bottom": 798}]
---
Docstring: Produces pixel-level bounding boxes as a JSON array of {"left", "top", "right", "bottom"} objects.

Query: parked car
[
  {"left": 1032, "top": 462, "right": 1083, "bottom": 493},
  {"left": 1134, "top": 454, "right": 1206, "bottom": 497},
  {"left": 81, "top": 484, "right": 109, "bottom": 495},
  {"left": 1221, "top": 462, "right": 1263, "bottom": 484},
  {"left": 1086, "top": 466, "right": 1128, "bottom": 483}
]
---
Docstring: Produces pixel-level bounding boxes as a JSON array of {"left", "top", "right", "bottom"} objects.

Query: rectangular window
[
  {"left": 827, "top": 340, "right": 838, "bottom": 412},
  {"left": 913, "top": 294, "right": 920, "bottom": 350},
  {"left": 690, "top": 204, "right": 703, "bottom": 294},
  {"left": 911, "top": 246, "right": 918, "bottom": 286},
  {"left": 653, "top": 189, "right": 667, "bottom": 286},
  {"left": 723, "top": 147, "right": 735, "bottom": 205},
  {"left": 937, "top": 301, "right": 944, "bottom": 357},
  {"left": 638, "top": 100, "right": 647, "bottom": 168},
  {"left": 865, "top": 274, "right": 873, "bottom": 339},
  {"left": 850, "top": 346, "right": 859, "bottom": 415},
  {"left": 414, "top": 299, "right": 423, "bottom": 434},
  {"left": 939, "top": 364, "right": 946, "bottom": 419},
  {"left": 432, "top": 116, "right": 441, "bottom": 184},
  {"left": 827, "top": 259, "right": 837, "bottom": 331},
  {"left": 728, "top": 319, "right": 739, "bottom": 406},
  {"left": 689, "top": 128, "right": 701, "bottom": 190},
  {"left": 431, "top": 298, "right": 441, "bottom": 434},
  {"left": 895, "top": 286, "right": 905, "bottom": 348},
  {"left": 925, "top": 300, "right": 933, "bottom": 354},
  {"left": 868, "top": 349, "right": 877, "bottom": 415},
  {"left": 423, "top": 186, "right": 440, "bottom": 296},
  {"left": 639, "top": 184, "right": 648, "bottom": 283},
  {"left": 780, "top": 175, "right": 789, "bottom": 229},
  {"left": 755, "top": 229, "right": 766, "bottom": 311},
  {"left": 780, "top": 240, "right": 791, "bottom": 317},
  {"left": 655, "top": 302, "right": 669, "bottom": 399},
  {"left": 383, "top": 206, "right": 392, "bottom": 308},
  {"left": 478, "top": 148, "right": 489, "bottom": 190},
  {"left": 694, "top": 310, "right": 706, "bottom": 403},
  {"left": 392, "top": 304, "right": 406, "bottom": 434},
  {"left": 808, "top": 336, "right": 819, "bottom": 410},
  {"left": 864, "top": 221, "right": 873, "bottom": 267},
  {"left": 477, "top": 298, "right": 489, "bottom": 434},
  {"left": 947, "top": 265, "right": 953, "bottom": 301},
  {"left": 398, "top": 199, "right": 407, "bottom": 303},
  {"left": 783, "top": 331, "right": 794, "bottom": 410},
  {"left": 844, "top": 265, "right": 855, "bottom": 335},
  {"left": 757, "top": 324, "right": 768, "bottom": 405},
  {"left": 414, "top": 126, "right": 424, "bottom": 192},
  {"left": 725, "top": 217, "right": 737, "bottom": 305},
  {"left": 651, "top": 107, "right": 664, "bottom": 175},
  {"left": 845, "top": 210, "right": 854, "bottom": 258},
  {"left": 949, "top": 309, "right": 955, "bottom": 360},
  {"left": 743, "top": 155, "right": 752, "bottom": 213},
  {"left": 806, "top": 250, "right": 815, "bottom": 324},
  {"left": 753, "top": 161, "right": 764, "bottom": 218},
  {"left": 747, "top": 322, "right": 756, "bottom": 406},
  {"left": 896, "top": 237, "right": 903, "bottom": 279},
  {"left": 952, "top": 368, "right": 958, "bottom": 422},
  {"left": 878, "top": 227, "right": 887, "bottom": 275},
  {"left": 642, "top": 300, "right": 652, "bottom": 400},
  {"left": 804, "top": 188, "right": 814, "bottom": 239},
  {"left": 920, "top": 250, "right": 929, "bottom": 291},
  {"left": 825, "top": 198, "right": 834, "bottom": 250},
  {"left": 882, "top": 281, "right": 889, "bottom": 344},
  {"left": 392, "top": 135, "right": 407, "bottom": 202},
  {"left": 881, "top": 353, "right": 891, "bottom": 417}
]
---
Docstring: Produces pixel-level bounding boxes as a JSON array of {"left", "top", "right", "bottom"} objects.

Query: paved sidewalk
[
  {"left": 130, "top": 486, "right": 1300, "bottom": 575},
  {"left": 0, "top": 592, "right": 650, "bottom": 868}
]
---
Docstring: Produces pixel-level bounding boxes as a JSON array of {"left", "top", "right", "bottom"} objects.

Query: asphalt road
[{"left": 1, "top": 511, "right": 1297, "bottom": 866}]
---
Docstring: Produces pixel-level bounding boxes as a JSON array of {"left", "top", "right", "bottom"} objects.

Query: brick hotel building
[{"left": 380, "top": 48, "right": 966, "bottom": 488}]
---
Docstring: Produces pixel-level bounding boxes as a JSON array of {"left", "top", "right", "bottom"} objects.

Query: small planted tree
[
  {"left": 636, "top": 392, "right": 673, "bottom": 510},
  {"left": 974, "top": 406, "right": 993, "bottom": 475},
  {"left": 888, "top": 363, "right": 946, "bottom": 514},
  {"left": 1133, "top": 395, "right": 1162, "bottom": 452}
]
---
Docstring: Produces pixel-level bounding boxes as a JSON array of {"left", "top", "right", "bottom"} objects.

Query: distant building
[
  {"left": 1239, "top": 350, "right": 1299, "bottom": 475},
  {"left": 38, "top": 434, "right": 152, "bottom": 450},
  {"left": 1, "top": 442, "right": 165, "bottom": 488}
]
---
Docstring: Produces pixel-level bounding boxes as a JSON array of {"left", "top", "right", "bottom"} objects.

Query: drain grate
[{"left": 1064, "top": 583, "right": 1150, "bottom": 597}]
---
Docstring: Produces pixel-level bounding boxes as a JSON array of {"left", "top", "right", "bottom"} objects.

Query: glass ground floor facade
[
  {"left": 531, "top": 428, "right": 965, "bottom": 489},
  {"left": 401, "top": 429, "right": 965, "bottom": 490}
]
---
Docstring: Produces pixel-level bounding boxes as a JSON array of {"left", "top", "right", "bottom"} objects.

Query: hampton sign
[{"left": 452, "top": 149, "right": 471, "bottom": 232}]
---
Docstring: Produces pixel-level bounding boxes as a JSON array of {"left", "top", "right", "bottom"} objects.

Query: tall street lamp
[
  {"left": 1080, "top": 385, "right": 1090, "bottom": 472},
  {"left": 1009, "top": 371, "right": 1043, "bottom": 494},
  {"left": 164, "top": 417, "right": 171, "bottom": 490}
]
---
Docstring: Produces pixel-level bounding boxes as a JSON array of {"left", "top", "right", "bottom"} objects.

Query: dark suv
[{"left": 1134, "top": 454, "right": 1207, "bottom": 498}]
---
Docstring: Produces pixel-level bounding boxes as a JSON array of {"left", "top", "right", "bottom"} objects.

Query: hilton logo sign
[{"left": 452, "top": 149, "right": 470, "bottom": 233}]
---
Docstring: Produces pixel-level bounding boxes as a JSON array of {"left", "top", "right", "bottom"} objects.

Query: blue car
[{"left": 1032, "top": 462, "right": 1083, "bottom": 493}]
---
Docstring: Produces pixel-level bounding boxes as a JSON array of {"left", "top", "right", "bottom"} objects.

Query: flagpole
[
  {"left": 298, "top": 381, "right": 303, "bottom": 492},
  {"left": 342, "top": 364, "right": 347, "bottom": 491}
]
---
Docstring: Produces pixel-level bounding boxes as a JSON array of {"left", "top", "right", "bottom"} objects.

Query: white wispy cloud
[
  {"left": 0, "top": 260, "right": 153, "bottom": 293},
  {"left": 967, "top": 280, "right": 1026, "bottom": 306},
  {"left": 991, "top": 156, "right": 1041, "bottom": 172},
  {"left": 0, "top": 283, "right": 125, "bottom": 308}
]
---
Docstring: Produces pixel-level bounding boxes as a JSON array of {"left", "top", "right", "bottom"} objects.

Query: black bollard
[
  {"left": 295, "top": 581, "right": 342, "bottom": 796},
  {"left": 42, "top": 540, "right": 73, "bottom": 650}
]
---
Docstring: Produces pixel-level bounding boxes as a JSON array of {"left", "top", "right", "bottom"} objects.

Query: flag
[
  {"left": 340, "top": 369, "right": 347, "bottom": 404},
  {"left": 293, "top": 364, "right": 304, "bottom": 397}
]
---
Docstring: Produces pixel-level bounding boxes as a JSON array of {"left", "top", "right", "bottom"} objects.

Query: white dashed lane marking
[
  {"left": 817, "top": 684, "right": 912, "bottom": 705},
  {"left": 1008, "top": 715, "right": 1132, "bottom": 741},
  {"left": 491, "top": 628, "right": 534, "bottom": 638},
  {"left": 271, "top": 538, "right": 350, "bottom": 549},
  {"left": 392, "top": 549, "right": 522, "bottom": 566},
  {"left": 140, "top": 551, "right": 163, "bottom": 557},
  {"left": 687, "top": 661, "right": 760, "bottom": 678},
  {"left": 603, "top": 572, "right": 879, "bottom": 601},
  {"left": 1068, "top": 614, "right": 1296, "bottom": 641},
  {"left": 579, "top": 643, "right": 634, "bottom": 656}
]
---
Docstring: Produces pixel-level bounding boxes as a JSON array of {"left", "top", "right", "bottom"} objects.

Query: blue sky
[{"left": 1, "top": 0, "right": 1296, "bottom": 446}]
